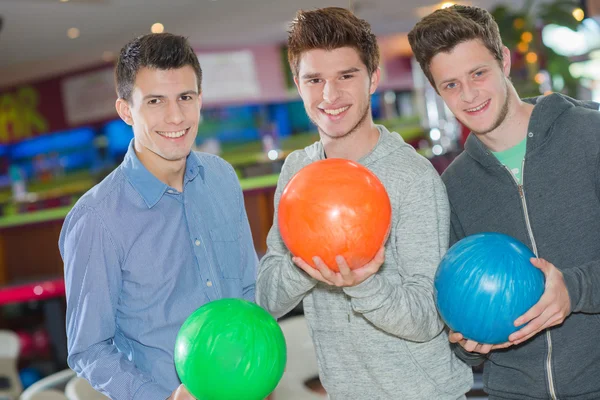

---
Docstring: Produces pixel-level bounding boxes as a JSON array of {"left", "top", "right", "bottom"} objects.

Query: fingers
[
  {"left": 313, "top": 256, "right": 342, "bottom": 285},
  {"left": 448, "top": 330, "right": 464, "bottom": 343},
  {"left": 510, "top": 309, "right": 552, "bottom": 342},
  {"left": 372, "top": 246, "right": 385, "bottom": 264},
  {"left": 292, "top": 256, "right": 334, "bottom": 285},
  {"left": 462, "top": 339, "right": 481, "bottom": 353},
  {"left": 293, "top": 249, "right": 386, "bottom": 288},
  {"left": 173, "top": 384, "right": 196, "bottom": 400},
  {"left": 491, "top": 341, "right": 513, "bottom": 350},
  {"left": 511, "top": 312, "right": 564, "bottom": 345},
  {"left": 514, "top": 296, "right": 546, "bottom": 327},
  {"left": 336, "top": 255, "right": 353, "bottom": 281},
  {"left": 477, "top": 343, "right": 495, "bottom": 354},
  {"left": 364, "top": 247, "right": 385, "bottom": 273},
  {"left": 511, "top": 258, "right": 570, "bottom": 342},
  {"left": 530, "top": 257, "right": 550, "bottom": 272},
  {"left": 462, "top": 340, "right": 498, "bottom": 354},
  {"left": 451, "top": 332, "right": 512, "bottom": 354}
]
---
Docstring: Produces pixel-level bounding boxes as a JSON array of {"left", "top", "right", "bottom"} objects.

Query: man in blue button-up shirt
[{"left": 59, "top": 33, "right": 257, "bottom": 400}]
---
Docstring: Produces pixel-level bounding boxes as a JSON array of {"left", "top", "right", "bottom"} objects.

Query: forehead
[
  {"left": 133, "top": 66, "right": 198, "bottom": 93},
  {"left": 429, "top": 40, "right": 496, "bottom": 81},
  {"left": 297, "top": 46, "right": 364, "bottom": 74}
]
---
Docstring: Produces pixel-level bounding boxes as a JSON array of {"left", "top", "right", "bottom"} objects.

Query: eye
[
  {"left": 180, "top": 95, "right": 193, "bottom": 101},
  {"left": 147, "top": 98, "right": 160, "bottom": 105},
  {"left": 445, "top": 82, "right": 457, "bottom": 90},
  {"left": 307, "top": 78, "right": 322, "bottom": 84},
  {"left": 474, "top": 70, "right": 485, "bottom": 78},
  {"left": 340, "top": 74, "right": 354, "bottom": 80}
]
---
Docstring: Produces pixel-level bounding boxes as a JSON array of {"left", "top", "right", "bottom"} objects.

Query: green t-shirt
[{"left": 491, "top": 137, "right": 527, "bottom": 184}]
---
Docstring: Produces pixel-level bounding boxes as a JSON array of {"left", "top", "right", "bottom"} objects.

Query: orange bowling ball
[{"left": 278, "top": 158, "right": 391, "bottom": 272}]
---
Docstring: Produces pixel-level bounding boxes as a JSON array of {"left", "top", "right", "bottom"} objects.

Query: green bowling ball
[{"left": 174, "top": 298, "right": 286, "bottom": 400}]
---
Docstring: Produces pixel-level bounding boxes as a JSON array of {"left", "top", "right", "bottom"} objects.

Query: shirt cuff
[
  {"left": 561, "top": 268, "right": 582, "bottom": 313},
  {"left": 133, "top": 381, "right": 172, "bottom": 400}
]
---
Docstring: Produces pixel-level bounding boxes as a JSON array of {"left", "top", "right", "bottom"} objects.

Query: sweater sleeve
[{"left": 255, "top": 154, "right": 318, "bottom": 319}]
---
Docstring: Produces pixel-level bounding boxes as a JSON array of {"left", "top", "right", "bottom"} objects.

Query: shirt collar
[{"left": 121, "top": 140, "right": 204, "bottom": 208}]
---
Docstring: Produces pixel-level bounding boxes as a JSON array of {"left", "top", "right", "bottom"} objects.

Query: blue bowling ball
[
  {"left": 435, "top": 232, "right": 545, "bottom": 344},
  {"left": 19, "top": 367, "right": 42, "bottom": 389}
]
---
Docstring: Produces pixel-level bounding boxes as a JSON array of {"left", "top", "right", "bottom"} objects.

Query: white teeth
[
  {"left": 157, "top": 129, "right": 186, "bottom": 138},
  {"left": 466, "top": 101, "right": 489, "bottom": 112},
  {"left": 323, "top": 106, "right": 349, "bottom": 116}
]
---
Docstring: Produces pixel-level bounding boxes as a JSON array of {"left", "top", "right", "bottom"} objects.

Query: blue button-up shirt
[{"left": 60, "top": 141, "right": 257, "bottom": 400}]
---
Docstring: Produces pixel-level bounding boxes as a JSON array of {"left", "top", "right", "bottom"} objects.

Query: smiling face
[
  {"left": 116, "top": 65, "right": 201, "bottom": 171},
  {"left": 429, "top": 39, "right": 512, "bottom": 135},
  {"left": 294, "top": 47, "right": 379, "bottom": 141}
]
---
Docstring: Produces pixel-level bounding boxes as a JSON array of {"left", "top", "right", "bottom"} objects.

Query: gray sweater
[
  {"left": 442, "top": 93, "right": 600, "bottom": 399},
  {"left": 257, "top": 126, "right": 472, "bottom": 400}
]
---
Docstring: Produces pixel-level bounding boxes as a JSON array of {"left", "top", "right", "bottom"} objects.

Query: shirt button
[
  {"left": 528, "top": 132, "right": 534, "bottom": 137},
  {"left": 167, "top": 189, "right": 174, "bottom": 194},
  {"left": 206, "top": 280, "right": 213, "bottom": 287},
  {"left": 194, "top": 239, "right": 201, "bottom": 246}
]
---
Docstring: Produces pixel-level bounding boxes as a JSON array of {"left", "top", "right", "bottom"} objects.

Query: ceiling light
[
  {"left": 67, "top": 27, "right": 80, "bottom": 39},
  {"left": 572, "top": 8, "right": 584, "bottom": 22},
  {"left": 525, "top": 52, "right": 538, "bottom": 64},
  {"left": 151, "top": 23, "right": 164, "bottom": 34},
  {"left": 520, "top": 31, "right": 533, "bottom": 43}
]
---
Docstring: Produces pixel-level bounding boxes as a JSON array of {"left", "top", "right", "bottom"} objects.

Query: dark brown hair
[
  {"left": 287, "top": 7, "right": 380, "bottom": 77},
  {"left": 408, "top": 5, "right": 504, "bottom": 89},
  {"left": 115, "top": 33, "right": 202, "bottom": 102}
]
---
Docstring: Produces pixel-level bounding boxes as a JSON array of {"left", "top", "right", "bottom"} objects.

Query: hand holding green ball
[{"left": 174, "top": 299, "right": 287, "bottom": 400}]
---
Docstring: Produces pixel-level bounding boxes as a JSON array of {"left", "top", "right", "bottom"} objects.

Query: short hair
[
  {"left": 408, "top": 5, "right": 504, "bottom": 88},
  {"left": 115, "top": 33, "right": 202, "bottom": 102},
  {"left": 287, "top": 7, "right": 380, "bottom": 77}
]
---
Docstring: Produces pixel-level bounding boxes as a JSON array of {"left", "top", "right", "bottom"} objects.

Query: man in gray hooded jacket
[
  {"left": 256, "top": 7, "right": 472, "bottom": 400},
  {"left": 409, "top": 5, "right": 600, "bottom": 399}
]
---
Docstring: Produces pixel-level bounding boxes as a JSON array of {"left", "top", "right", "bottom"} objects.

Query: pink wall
[
  {"left": 195, "top": 44, "right": 294, "bottom": 107},
  {"left": 0, "top": 36, "right": 415, "bottom": 138}
]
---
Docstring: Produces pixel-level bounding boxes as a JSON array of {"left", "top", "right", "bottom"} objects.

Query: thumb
[
  {"left": 530, "top": 257, "right": 549, "bottom": 272},
  {"left": 375, "top": 246, "right": 385, "bottom": 262}
]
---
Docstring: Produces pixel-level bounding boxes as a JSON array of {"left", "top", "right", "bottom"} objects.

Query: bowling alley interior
[{"left": 1, "top": 0, "right": 599, "bottom": 399}]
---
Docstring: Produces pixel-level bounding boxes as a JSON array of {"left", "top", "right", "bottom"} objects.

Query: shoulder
[
  {"left": 278, "top": 148, "right": 315, "bottom": 184},
  {"left": 193, "top": 151, "right": 237, "bottom": 177},
  {"left": 70, "top": 167, "right": 125, "bottom": 216},
  {"left": 381, "top": 141, "right": 443, "bottom": 188},
  {"left": 441, "top": 151, "right": 473, "bottom": 186},
  {"left": 191, "top": 152, "right": 241, "bottom": 192}
]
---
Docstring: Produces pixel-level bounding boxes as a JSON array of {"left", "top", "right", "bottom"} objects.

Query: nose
[
  {"left": 165, "top": 101, "right": 185, "bottom": 125},
  {"left": 322, "top": 80, "right": 341, "bottom": 104},
  {"left": 460, "top": 81, "right": 479, "bottom": 104}
]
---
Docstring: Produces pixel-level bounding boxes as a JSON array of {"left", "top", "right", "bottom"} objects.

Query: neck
[
  {"left": 134, "top": 146, "right": 187, "bottom": 192},
  {"left": 476, "top": 86, "right": 534, "bottom": 152},
  {"left": 321, "top": 120, "right": 380, "bottom": 161}
]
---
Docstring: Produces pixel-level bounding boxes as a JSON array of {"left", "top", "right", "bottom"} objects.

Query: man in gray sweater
[
  {"left": 256, "top": 7, "right": 472, "bottom": 400},
  {"left": 409, "top": 5, "right": 600, "bottom": 399}
]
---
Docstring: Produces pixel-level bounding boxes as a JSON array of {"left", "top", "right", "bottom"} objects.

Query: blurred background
[{"left": 0, "top": 0, "right": 598, "bottom": 398}]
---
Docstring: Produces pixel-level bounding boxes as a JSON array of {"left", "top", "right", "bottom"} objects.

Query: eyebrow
[
  {"left": 142, "top": 90, "right": 198, "bottom": 100},
  {"left": 300, "top": 67, "right": 361, "bottom": 80},
  {"left": 438, "top": 64, "right": 488, "bottom": 87}
]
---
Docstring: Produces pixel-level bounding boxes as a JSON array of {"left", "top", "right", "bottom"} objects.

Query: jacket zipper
[{"left": 503, "top": 161, "right": 558, "bottom": 400}]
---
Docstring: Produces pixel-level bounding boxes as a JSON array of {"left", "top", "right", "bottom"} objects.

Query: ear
[
  {"left": 369, "top": 67, "right": 381, "bottom": 95},
  {"left": 116, "top": 98, "right": 133, "bottom": 126},
  {"left": 293, "top": 75, "right": 303, "bottom": 97},
  {"left": 501, "top": 46, "right": 511, "bottom": 77}
]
